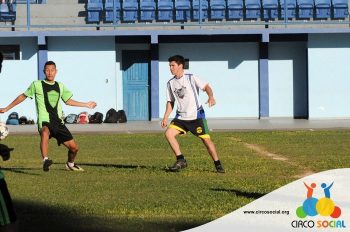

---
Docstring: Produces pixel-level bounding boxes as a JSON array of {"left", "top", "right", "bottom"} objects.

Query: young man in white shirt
[{"left": 161, "top": 55, "right": 225, "bottom": 173}]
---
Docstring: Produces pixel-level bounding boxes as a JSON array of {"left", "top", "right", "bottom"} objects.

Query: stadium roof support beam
[{"left": 37, "top": 35, "right": 47, "bottom": 80}]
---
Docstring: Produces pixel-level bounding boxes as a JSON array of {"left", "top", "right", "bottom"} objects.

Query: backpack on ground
[
  {"left": 64, "top": 114, "right": 78, "bottom": 124},
  {"left": 117, "top": 110, "right": 127, "bottom": 123},
  {"left": 6, "top": 112, "right": 19, "bottom": 125},
  {"left": 89, "top": 112, "right": 104, "bottom": 124},
  {"left": 77, "top": 112, "right": 89, "bottom": 124},
  {"left": 19, "top": 116, "right": 28, "bottom": 125},
  {"left": 104, "top": 108, "right": 118, "bottom": 123}
]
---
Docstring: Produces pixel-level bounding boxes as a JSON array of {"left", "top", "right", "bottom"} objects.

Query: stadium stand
[
  {"left": 314, "top": 0, "right": 331, "bottom": 19},
  {"left": 140, "top": 0, "right": 156, "bottom": 21},
  {"left": 297, "top": 0, "right": 314, "bottom": 19},
  {"left": 175, "top": 0, "right": 191, "bottom": 21},
  {"left": 280, "top": 0, "right": 297, "bottom": 19},
  {"left": 209, "top": 0, "right": 226, "bottom": 20},
  {"left": 122, "top": 0, "right": 139, "bottom": 22},
  {"left": 157, "top": 0, "right": 174, "bottom": 21},
  {"left": 104, "top": 0, "right": 121, "bottom": 22},
  {"left": 262, "top": 0, "right": 279, "bottom": 20},
  {"left": 245, "top": 0, "right": 261, "bottom": 20},
  {"left": 0, "top": 2, "right": 16, "bottom": 22},
  {"left": 332, "top": 0, "right": 349, "bottom": 19},
  {"left": 227, "top": 0, "right": 244, "bottom": 20},
  {"left": 192, "top": 0, "right": 209, "bottom": 20},
  {"left": 87, "top": 0, "right": 103, "bottom": 23}
]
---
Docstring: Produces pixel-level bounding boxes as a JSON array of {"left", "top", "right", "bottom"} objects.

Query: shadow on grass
[
  {"left": 211, "top": 188, "right": 266, "bottom": 199},
  {"left": 1, "top": 167, "right": 40, "bottom": 176},
  {"left": 14, "top": 200, "right": 202, "bottom": 232}
]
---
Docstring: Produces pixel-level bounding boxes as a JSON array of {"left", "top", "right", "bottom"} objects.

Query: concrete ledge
[{"left": 6, "top": 119, "right": 350, "bottom": 135}]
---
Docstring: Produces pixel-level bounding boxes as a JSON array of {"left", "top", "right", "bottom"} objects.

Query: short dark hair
[
  {"left": 168, "top": 55, "right": 185, "bottom": 67},
  {"left": 44, "top": 61, "right": 56, "bottom": 69}
]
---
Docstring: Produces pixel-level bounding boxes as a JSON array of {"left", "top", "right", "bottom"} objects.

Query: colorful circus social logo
[{"left": 296, "top": 182, "right": 342, "bottom": 219}]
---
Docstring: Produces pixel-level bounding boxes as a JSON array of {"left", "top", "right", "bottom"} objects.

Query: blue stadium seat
[
  {"left": 297, "top": 0, "right": 314, "bottom": 19},
  {"left": 227, "top": 0, "right": 244, "bottom": 20},
  {"left": 280, "top": 0, "right": 297, "bottom": 19},
  {"left": 175, "top": 0, "right": 191, "bottom": 21},
  {"left": 14, "top": 0, "right": 36, "bottom": 3},
  {"left": 263, "top": 0, "right": 279, "bottom": 19},
  {"left": 0, "top": 3, "right": 16, "bottom": 22},
  {"left": 209, "top": 0, "right": 226, "bottom": 20},
  {"left": 122, "top": 0, "right": 139, "bottom": 22},
  {"left": 315, "top": 0, "right": 331, "bottom": 18},
  {"left": 192, "top": 0, "right": 209, "bottom": 20},
  {"left": 140, "top": 0, "right": 156, "bottom": 21},
  {"left": 157, "top": 0, "right": 174, "bottom": 21},
  {"left": 245, "top": 0, "right": 261, "bottom": 19},
  {"left": 105, "top": 0, "right": 121, "bottom": 22},
  {"left": 332, "top": 0, "right": 349, "bottom": 19},
  {"left": 87, "top": 0, "right": 103, "bottom": 23}
]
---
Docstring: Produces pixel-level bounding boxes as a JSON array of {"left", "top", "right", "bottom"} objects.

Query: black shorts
[
  {"left": 0, "top": 178, "right": 17, "bottom": 226},
  {"left": 41, "top": 121, "right": 73, "bottom": 146},
  {"left": 169, "top": 118, "right": 211, "bottom": 139}
]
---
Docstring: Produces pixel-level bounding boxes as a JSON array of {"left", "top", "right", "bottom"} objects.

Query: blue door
[{"left": 122, "top": 50, "right": 150, "bottom": 120}]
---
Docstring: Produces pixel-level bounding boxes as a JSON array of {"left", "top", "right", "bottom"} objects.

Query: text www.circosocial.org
[{"left": 243, "top": 210, "right": 290, "bottom": 215}]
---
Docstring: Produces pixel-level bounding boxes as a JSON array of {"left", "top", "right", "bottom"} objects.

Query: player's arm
[
  {"left": 65, "top": 99, "right": 97, "bottom": 109},
  {"left": 204, "top": 84, "right": 216, "bottom": 107},
  {"left": 0, "top": 94, "right": 27, "bottom": 113},
  {"left": 161, "top": 101, "right": 174, "bottom": 128}
]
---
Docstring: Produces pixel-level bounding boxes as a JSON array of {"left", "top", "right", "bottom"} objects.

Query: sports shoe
[
  {"left": 65, "top": 162, "right": 84, "bottom": 171},
  {"left": 43, "top": 159, "right": 53, "bottom": 172},
  {"left": 215, "top": 164, "right": 225, "bottom": 173},
  {"left": 168, "top": 159, "right": 187, "bottom": 172}
]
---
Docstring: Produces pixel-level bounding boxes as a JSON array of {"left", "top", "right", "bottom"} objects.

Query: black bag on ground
[
  {"left": 117, "top": 110, "right": 127, "bottom": 123},
  {"left": 104, "top": 108, "right": 118, "bottom": 123},
  {"left": 19, "top": 116, "right": 28, "bottom": 125},
  {"left": 89, "top": 112, "right": 104, "bottom": 124}
]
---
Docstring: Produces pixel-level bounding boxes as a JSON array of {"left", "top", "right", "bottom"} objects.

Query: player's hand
[
  {"left": 206, "top": 96, "right": 216, "bottom": 107},
  {"left": 0, "top": 108, "right": 7, "bottom": 113},
  {"left": 161, "top": 118, "right": 168, "bottom": 128},
  {"left": 87, "top": 101, "right": 97, "bottom": 109}
]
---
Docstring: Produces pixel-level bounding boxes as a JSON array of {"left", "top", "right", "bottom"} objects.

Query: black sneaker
[
  {"left": 168, "top": 159, "right": 187, "bottom": 172},
  {"left": 43, "top": 159, "right": 53, "bottom": 172},
  {"left": 215, "top": 164, "right": 225, "bottom": 173}
]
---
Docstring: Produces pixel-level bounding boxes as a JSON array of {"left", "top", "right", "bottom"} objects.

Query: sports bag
[
  {"left": 77, "top": 112, "right": 89, "bottom": 124},
  {"left": 117, "top": 110, "right": 127, "bottom": 123},
  {"left": 89, "top": 112, "right": 103, "bottom": 124},
  {"left": 6, "top": 112, "right": 19, "bottom": 125},
  {"left": 104, "top": 108, "right": 118, "bottom": 123},
  {"left": 64, "top": 114, "right": 78, "bottom": 124}
]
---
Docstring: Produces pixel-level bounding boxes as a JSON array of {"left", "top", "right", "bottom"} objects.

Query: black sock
[
  {"left": 177, "top": 154, "right": 185, "bottom": 160},
  {"left": 214, "top": 160, "right": 221, "bottom": 166}
]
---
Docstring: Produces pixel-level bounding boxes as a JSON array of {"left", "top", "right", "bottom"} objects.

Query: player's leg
[
  {"left": 165, "top": 127, "right": 182, "bottom": 156},
  {"left": 40, "top": 126, "right": 53, "bottom": 172},
  {"left": 165, "top": 122, "right": 188, "bottom": 171},
  {"left": 63, "top": 139, "right": 83, "bottom": 171},
  {"left": 0, "top": 178, "right": 17, "bottom": 231},
  {"left": 190, "top": 118, "right": 225, "bottom": 173}
]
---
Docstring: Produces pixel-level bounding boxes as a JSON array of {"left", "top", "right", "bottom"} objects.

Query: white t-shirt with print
[{"left": 166, "top": 74, "right": 208, "bottom": 120}]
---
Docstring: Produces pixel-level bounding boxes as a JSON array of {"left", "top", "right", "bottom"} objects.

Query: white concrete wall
[
  {"left": 159, "top": 42, "right": 260, "bottom": 119},
  {"left": 269, "top": 42, "right": 307, "bottom": 118},
  {"left": 0, "top": 37, "right": 38, "bottom": 122},
  {"left": 47, "top": 36, "right": 116, "bottom": 118},
  {"left": 308, "top": 34, "right": 350, "bottom": 119}
]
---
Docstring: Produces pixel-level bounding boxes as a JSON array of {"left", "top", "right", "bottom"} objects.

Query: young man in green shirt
[{"left": 0, "top": 61, "right": 97, "bottom": 172}]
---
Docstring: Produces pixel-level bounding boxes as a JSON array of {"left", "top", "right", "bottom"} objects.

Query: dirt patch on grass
[{"left": 230, "top": 137, "right": 314, "bottom": 178}]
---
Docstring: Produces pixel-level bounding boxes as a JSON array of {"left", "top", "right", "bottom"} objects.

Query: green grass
[{"left": 1, "top": 130, "right": 350, "bottom": 231}]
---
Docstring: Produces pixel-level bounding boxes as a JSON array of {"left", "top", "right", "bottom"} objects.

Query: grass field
[{"left": 1, "top": 130, "right": 350, "bottom": 231}]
